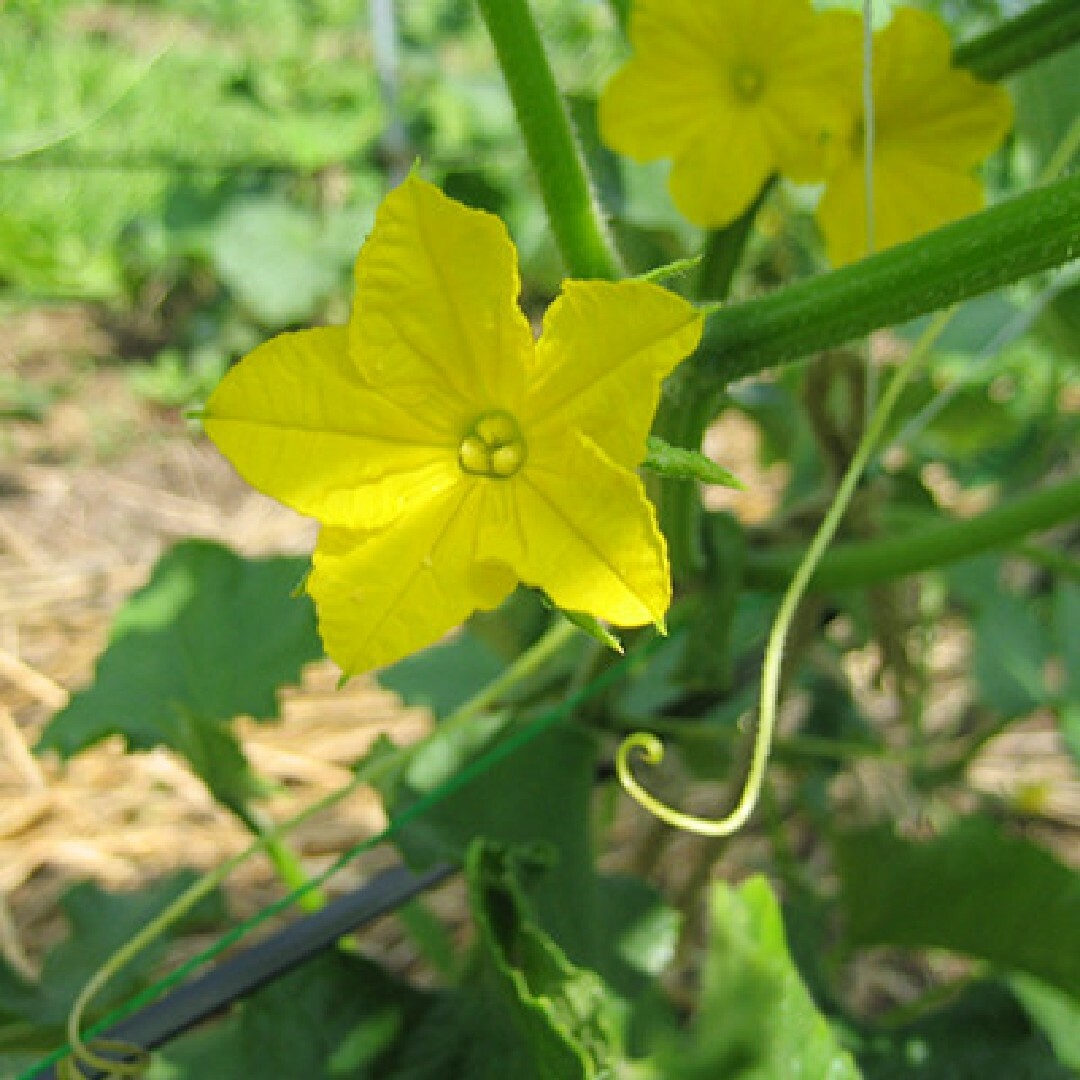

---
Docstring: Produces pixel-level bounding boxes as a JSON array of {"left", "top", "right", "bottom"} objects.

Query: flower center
[
  {"left": 458, "top": 409, "right": 526, "bottom": 479},
  {"left": 731, "top": 63, "right": 765, "bottom": 104}
]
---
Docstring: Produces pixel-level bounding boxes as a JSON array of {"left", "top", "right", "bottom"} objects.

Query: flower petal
[
  {"left": 873, "top": 11, "right": 1013, "bottom": 167},
  {"left": 599, "top": 59, "right": 719, "bottom": 162},
  {"left": 526, "top": 280, "right": 702, "bottom": 468},
  {"left": 598, "top": 0, "right": 730, "bottom": 164},
  {"left": 767, "top": 11, "right": 862, "bottom": 180},
  {"left": 204, "top": 326, "right": 461, "bottom": 529},
  {"left": 668, "top": 115, "right": 774, "bottom": 228},
  {"left": 350, "top": 174, "right": 533, "bottom": 416},
  {"left": 308, "top": 482, "right": 516, "bottom": 676},
  {"left": 817, "top": 153, "right": 986, "bottom": 266},
  {"left": 599, "top": 0, "right": 860, "bottom": 221},
  {"left": 484, "top": 432, "right": 671, "bottom": 629},
  {"left": 816, "top": 9, "right": 1011, "bottom": 266}
]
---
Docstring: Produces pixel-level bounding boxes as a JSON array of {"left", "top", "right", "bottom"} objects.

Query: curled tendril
[
  {"left": 616, "top": 718, "right": 772, "bottom": 838},
  {"left": 57, "top": 1038, "right": 150, "bottom": 1080}
]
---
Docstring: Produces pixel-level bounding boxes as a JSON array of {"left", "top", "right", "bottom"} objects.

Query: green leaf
[
  {"left": 643, "top": 435, "right": 743, "bottom": 488},
  {"left": 153, "top": 952, "right": 429, "bottom": 1080},
  {"left": 857, "top": 981, "right": 1074, "bottom": 1080},
  {"left": 37, "top": 539, "right": 322, "bottom": 810},
  {"left": 466, "top": 843, "right": 628, "bottom": 1080},
  {"left": 207, "top": 195, "right": 359, "bottom": 326},
  {"left": 1015, "top": 42, "right": 1080, "bottom": 177},
  {"left": 1054, "top": 580, "right": 1080, "bottom": 698},
  {"left": 1060, "top": 700, "right": 1080, "bottom": 773},
  {"left": 378, "top": 629, "right": 505, "bottom": 717},
  {"left": 973, "top": 586, "right": 1050, "bottom": 718},
  {"left": 380, "top": 987, "right": 536, "bottom": 1080},
  {"left": 592, "top": 874, "right": 681, "bottom": 994},
  {"left": 376, "top": 720, "right": 601, "bottom": 967},
  {"left": 651, "top": 875, "right": 860, "bottom": 1079},
  {"left": 834, "top": 817, "right": 1080, "bottom": 999},
  {"left": 1054, "top": 582, "right": 1080, "bottom": 766},
  {"left": 238, "top": 952, "right": 426, "bottom": 1077},
  {"left": 0, "top": 874, "right": 223, "bottom": 1030},
  {"left": 1012, "top": 974, "right": 1080, "bottom": 1070}
]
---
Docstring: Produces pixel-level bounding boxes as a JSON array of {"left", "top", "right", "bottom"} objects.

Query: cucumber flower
[
  {"left": 204, "top": 176, "right": 703, "bottom": 676},
  {"left": 599, "top": 0, "right": 860, "bottom": 229},
  {"left": 817, "top": 7, "right": 1014, "bottom": 265}
]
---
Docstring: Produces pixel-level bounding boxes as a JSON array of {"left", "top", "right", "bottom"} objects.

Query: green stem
[
  {"left": 696, "top": 173, "right": 1080, "bottom": 389},
  {"left": 742, "top": 474, "right": 1080, "bottom": 593},
  {"left": 695, "top": 179, "right": 775, "bottom": 302},
  {"left": 475, "top": 0, "right": 622, "bottom": 280},
  {"left": 652, "top": 369, "right": 724, "bottom": 580},
  {"left": 439, "top": 616, "right": 579, "bottom": 733},
  {"left": 954, "top": 0, "right": 1080, "bottom": 82},
  {"left": 230, "top": 801, "right": 325, "bottom": 913}
]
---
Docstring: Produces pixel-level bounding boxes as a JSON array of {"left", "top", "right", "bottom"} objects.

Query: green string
[{"left": 28, "top": 623, "right": 654, "bottom": 1080}]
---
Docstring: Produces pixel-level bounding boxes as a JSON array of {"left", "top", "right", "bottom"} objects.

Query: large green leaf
[
  {"left": 857, "top": 981, "right": 1073, "bottom": 1080},
  {"left": 834, "top": 817, "right": 1080, "bottom": 999},
  {"left": 378, "top": 630, "right": 506, "bottom": 717},
  {"left": 465, "top": 843, "right": 628, "bottom": 1080},
  {"left": 237, "top": 952, "right": 426, "bottom": 1078},
  {"left": 649, "top": 875, "right": 861, "bottom": 1080},
  {"left": 374, "top": 718, "right": 601, "bottom": 968},
  {"left": 380, "top": 985, "right": 537, "bottom": 1080},
  {"left": 37, "top": 539, "right": 322, "bottom": 810}
]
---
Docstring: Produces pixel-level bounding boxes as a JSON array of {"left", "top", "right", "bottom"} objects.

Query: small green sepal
[
  {"left": 643, "top": 436, "right": 743, "bottom": 488},
  {"left": 560, "top": 609, "right": 624, "bottom": 654},
  {"left": 638, "top": 254, "right": 704, "bottom": 285}
]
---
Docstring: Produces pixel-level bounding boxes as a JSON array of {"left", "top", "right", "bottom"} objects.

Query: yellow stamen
[
  {"left": 458, "top": 409, "right": 527, "bottom": 479},
  {"left": 731, "top": 63, "right": 765, "bottom": 104}
]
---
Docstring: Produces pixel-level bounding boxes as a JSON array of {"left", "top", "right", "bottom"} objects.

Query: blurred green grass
[{"left": 0, "top": 0, "right": 619, "bottom": 305}]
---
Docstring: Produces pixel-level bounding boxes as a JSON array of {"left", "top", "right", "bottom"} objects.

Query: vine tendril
[
  {"left": 57, "top": 1037, "right": 150, "bottom": 1079},
  {"left": 617, "top": 302, "right": 955, "bottom": 836}
]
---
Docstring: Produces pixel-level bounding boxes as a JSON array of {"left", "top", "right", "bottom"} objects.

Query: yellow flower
[
  {"left": 599, "top": 0, "right": 860, "bottom": 229},
  {"left": 203, "top": 176, "right": 703, "bottom": 675},
  {"left": 817, "top": 7, "right": 1014, "bottom": 266}
]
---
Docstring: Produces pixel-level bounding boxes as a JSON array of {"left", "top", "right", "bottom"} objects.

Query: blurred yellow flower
[
  {"left": 599, "top": 0, "right": 860, "bottom": 228},
  {"left": 204, "top": 176, "right": 702, "bottom": 675},
  {"left": 817, "top": 7, "right": 1014, "bottom": 265}
]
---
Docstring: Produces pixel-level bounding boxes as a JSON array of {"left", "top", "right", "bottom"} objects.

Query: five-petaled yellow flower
[
  {"left": 599, "top": 0, "right": 860, "bottom": 229},
  {"left": 204, "top": 176, "right": 703, "bottom": 676},
  {"left": 817, "top": 7, "right": 1014, "bottom": 265}
]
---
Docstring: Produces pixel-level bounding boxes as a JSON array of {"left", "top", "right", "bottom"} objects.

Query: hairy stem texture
[{"left": 698, "top": 173, "right": 1080, "bottom": 389}]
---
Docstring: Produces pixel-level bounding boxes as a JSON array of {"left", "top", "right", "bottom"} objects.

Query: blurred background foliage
[{"left": 2, "top": 0, "right": 1077, "bottom": 385}]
